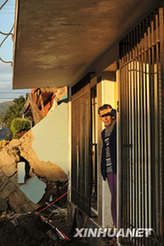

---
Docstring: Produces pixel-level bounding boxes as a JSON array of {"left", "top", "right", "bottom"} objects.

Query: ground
[{"left": 0, "top": 206, "right": 89, "bottom": 246}]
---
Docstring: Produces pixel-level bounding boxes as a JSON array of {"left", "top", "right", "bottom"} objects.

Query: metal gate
[
  {"left": 71, "top": 84, "right": 92, "bottom": 216},
  {"left": 119, "top": 8, "right": 164, "bottom": 245}
]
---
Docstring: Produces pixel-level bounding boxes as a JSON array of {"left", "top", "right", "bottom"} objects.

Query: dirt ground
[{"left": 0, "top": 208, "right": 89, "bottom": 246}]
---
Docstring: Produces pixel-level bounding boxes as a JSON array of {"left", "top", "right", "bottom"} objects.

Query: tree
[
  {"left": 10, "top": 118, "right": 31, "bottom": 138},
  {"left": 2, "top": 96, "right": 26, "bottom": 129}
]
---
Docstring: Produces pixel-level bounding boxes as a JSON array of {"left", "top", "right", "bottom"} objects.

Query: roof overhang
[{"left": 13, "top": 0, "right": 161, "bottom": 89}]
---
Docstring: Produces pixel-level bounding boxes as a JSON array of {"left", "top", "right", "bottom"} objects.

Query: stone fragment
[
  {"left": 0, "top": 198, "right": 8, "bottom": 211},
  {"left": 11, "top": 218, "right": 19, "bottom": 227},
  {"left": 0, "top": 211, "right": 7, "bottom": 220},
  {"left": 0, "top": 182, "right": 17, "bottom": 199},
  {"left": 9, "top": 189, "right": 31, "bottom": 213},
  {"left": 1, "top": 163, "right": 16, "bottom": 178},
  {"left": 17, "top": 162, "right": 25, "bottom": 184},
  {"left": 0, "top": 149, "right": 15, "bottom": 167}
]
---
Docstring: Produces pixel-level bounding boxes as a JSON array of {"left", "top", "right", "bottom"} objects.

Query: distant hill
[{"left": 0, "top": 101, "right": 14, "bottom": 119}]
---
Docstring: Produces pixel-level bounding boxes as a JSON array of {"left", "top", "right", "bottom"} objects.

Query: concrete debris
[
  {"left": 0, "top": 116, "right": 85, "bottom": 245},
  {"left": 46, "top": 207, "right": 68, "bottom": 217},
  {"left": 19, "top": 176, "right": 46, "bottom": 204},
  {"left": 0, "top": 208, "right": 89, "bottom": 246},
  {"left": 11, "top": 217, "right": 19, "bottom": 227},
  {"left": 9, "top": 189, "right": 36, "bottom": 214},
  {"left": 0, "top": 211, "right": 7, "bottom": 220},
  {"left": 1, "top": 162, "right": 16, "bottom": 178},
  {"left": 0, "top": 198, "right": 8, "bottom": 211},
  {"left": 0, "top": 149, "right": 39, "bottom": 213},
  {"left": 5, "top": 130, "right": 67, "bottom": 182},
  {"left": 0, "top": 139, "right": 67, "bottom": 215},
  {"left": 0, "top": 148, "right": 15, "bottom": 168},
  {"left": 17, "top": 161, "right": 25, "bottom": 184}
]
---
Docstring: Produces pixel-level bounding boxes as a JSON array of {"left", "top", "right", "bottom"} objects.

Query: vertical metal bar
[
  {"left": 127, "top": 50, "right": 130, "bottom": 244},
  {"left": 124, "top": 42, "right": 128, "bottom": 238},
  {"left": 123, "top": 61, "right": 127, "bottom": 237},
  {"left": 125, "top": 52, "right": 128, "bottom": 245},
  {"left": 129, "top": 48, "right": 133, "bottom": 231},
  {"left": 117, "top": 64, "right": 122, "bottom": 244},
  {"left": 124, "top": 51, "right": 129, "bottom": 245},
  {"left": 121, "top": 63, "right": 126, "bottom": 234},
  {"left": 136, "top": 25, "right": 140, "bottom": 245},
  {"left": 157, "top": 10, "right": 161, "bottom": 244},
  {"left": 89, "top": 90, "right": 92, "bottom": 216},
  {"left": 143, "top": 17, "right": 149, "bottom": 246},
  {"left": 141, "top": 20, "right": 145, "bottom": 246},
  {"left": 149, "top": 27, "right": 155, "bottom": 246},
  {"left": 130, "top": 31, "right": 135, "bottom": 246},
  {"left": 79, "top": 96, "right": 83, "bottom": 209},
  {"left": 147, "top": 15, "right": 151, "bottom": 234},
  {"left": 136, "top": 28, "right": 139, "bottom": 229},
  {"left": 131, "top": 30, "right": 136, "bottom": 246},
  {"left": 120, "top": 57, "right": 123, "bottom": 233},
  {"left": 159, "top": 8, "right": 164, "bottom": 245},
  {"left": 122, "top": 64, "right": 127, "bottom": 240},
  {"left": 85, "top": 95, "right": 89, "bottom": 213},
  {"left": 138, "top": 24, "right": 142, "bottom": 233},
  {"left": 77, "top": 141, "right": 80, "bottom": 203},
  {"left": 151, "top": 14, "right": 157, "bottom": 243},
  {"left": 128, "top": 61, "right": 131, "bottom": 243},
  {"left": 143, "top": 17, "right": 150, "bottom": 246},
  {"left": 125, "top": 37, "right": 130, "bottom": 240},
  {"left": 127, "top": 32, "right": 132, "bottom": 245},
  {"left": 133, "top": 29, "right": 137, "bottom": 246}
]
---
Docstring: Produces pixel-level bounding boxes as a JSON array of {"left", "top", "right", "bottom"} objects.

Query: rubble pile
[
  {"left": 0, "top": 147, "right": 67, "bottom": 213},
  {"left": 0, "top": 214, "right": 54, "bottom": 246},
  {"left": 0, "top": 149, "right": 38, "bottom": 214},
  {"left": 0, "top": 124, "right": 89, "bottom": 245},
  {"left": 0, "top": 128, "right": 68, "bottom": 214},
  {"left": 0, "top": 207, "right": 88, "bottom": 246},
  {"left": 5, "top": 130, "right": 67, "bottom": 181}
]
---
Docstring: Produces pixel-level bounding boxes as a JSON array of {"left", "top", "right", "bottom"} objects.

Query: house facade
[{"left": 12, "top": 1, "right": 163, "bottom": 245}]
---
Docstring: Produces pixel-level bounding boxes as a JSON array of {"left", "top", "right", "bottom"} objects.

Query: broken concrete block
[
  {"left": 0, "top": 211, "right": 7, "bottom": 220},
  {"left": 11, "top": 218, "right": 19, "bottom": 227},
  {"left": 0, "top": 182, "right": 17, "bottom": 199},
  {"left": 19, "top": 176, "right": 46, "bottom": 204},
  {"left": 0, "top": 169, "right": 8, "bottom": 191},
  {"left": 9, "top": 189, "right": 32, "bottom": 213},
  {"left": 17, "top": 162, "right": 25, "bottom": 184},
  {"left": 0, "top": 198, "right": 8, "bottom": 211},
  {"left": 1, "top": 163, "right": 16, "bottom": 178},
  {"left": 0, "top": 149, "right": 15, "bottom": 167}
]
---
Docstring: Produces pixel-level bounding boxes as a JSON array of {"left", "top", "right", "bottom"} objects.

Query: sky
[{"left": 0, "top": 0, "right": 30, "bottom": 103}]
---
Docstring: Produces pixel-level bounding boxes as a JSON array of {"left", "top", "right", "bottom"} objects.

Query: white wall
[
  {"left": 103, "top": 79, "right": 117, "bottom": 110},
  {"left": 32, "top": 103, "right": 68, "bottom": 174}
]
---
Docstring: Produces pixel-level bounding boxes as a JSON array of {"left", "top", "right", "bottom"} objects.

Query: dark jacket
[{"left": 101, "top": 123, "right": 117, "bottom": 180}]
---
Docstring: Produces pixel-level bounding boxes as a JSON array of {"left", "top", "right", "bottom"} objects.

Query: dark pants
[{"left": 107, "top": 173, "right": 117, "bottom": 227}]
